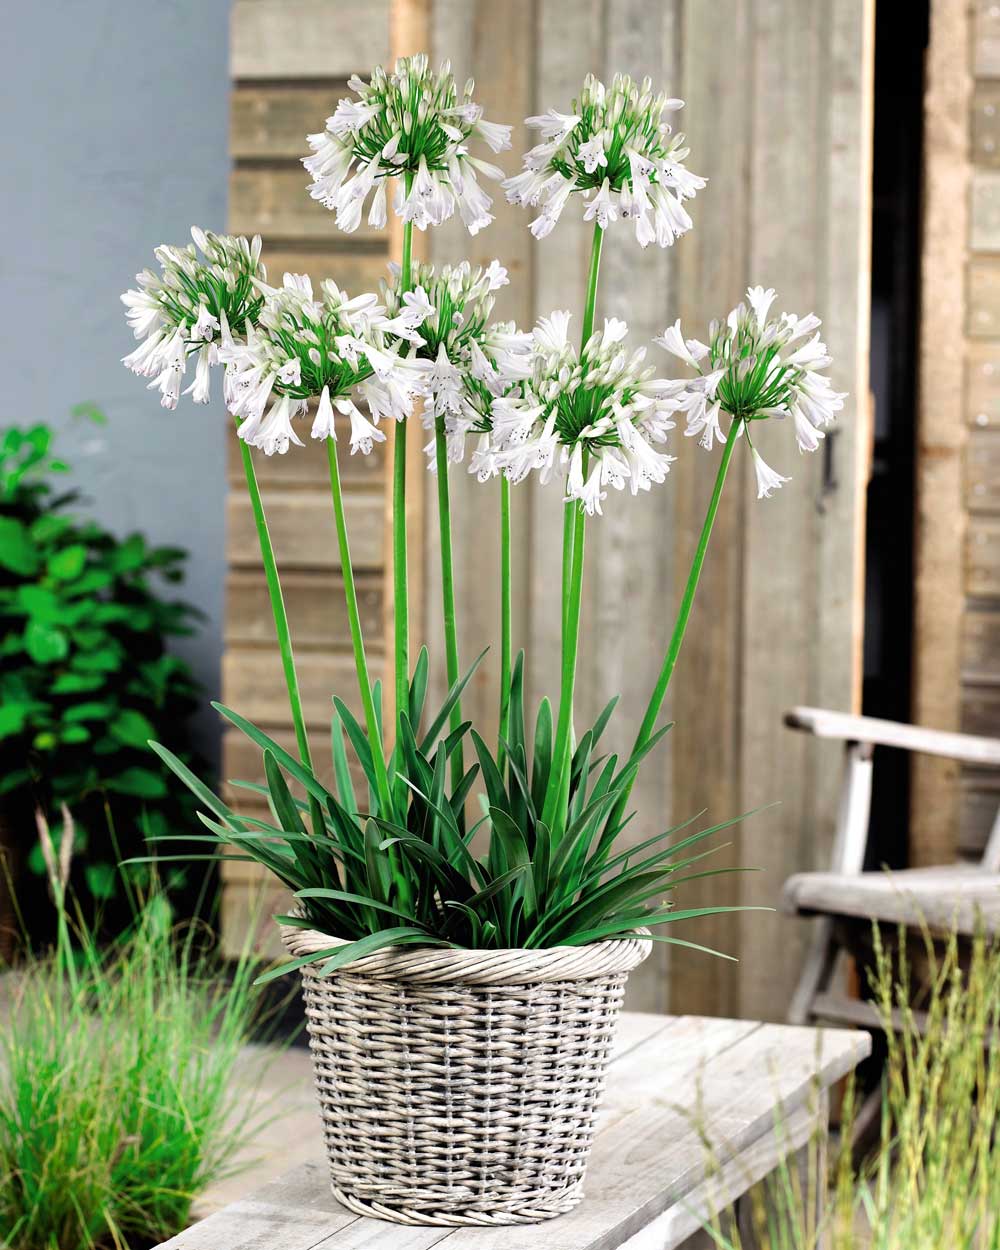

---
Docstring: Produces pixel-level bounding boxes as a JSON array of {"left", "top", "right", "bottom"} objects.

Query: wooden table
[{"left": 158, "top": 1013, "right": 869, "bottom": 1250}]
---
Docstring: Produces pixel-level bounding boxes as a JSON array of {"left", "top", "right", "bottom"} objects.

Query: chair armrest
[{"left": 784, "top": 706, "right": 1000, "bottom": 766}]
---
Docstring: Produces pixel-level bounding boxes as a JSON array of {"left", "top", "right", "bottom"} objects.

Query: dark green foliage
[
  {"left": 145, "top": 646, "right": 765, "bottom": 981},
  {"left": 0, "top": 422, "right": 207, "bottom": 931}
]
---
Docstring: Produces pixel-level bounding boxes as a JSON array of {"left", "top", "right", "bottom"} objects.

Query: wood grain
[
  {"left": 232, "top": 85, "right": 351, "bottom": 160},
  {"left": 156, "top": 1014, "right": 868, "bottom": 1250},
  {"left": 231, "top": 0, "right": 390, "bottom": 79},
  {"left": 226, "top": 570, "right": 383, "bottom": 648},
  {"left": 913, "top": 0, "right": 975, "bottom": 866},
  {"left": 222, "top": 649, "right": 371, "bottom": 726},
  {"left": 227, "top": 491, "right": 384, "bottom": 571}
]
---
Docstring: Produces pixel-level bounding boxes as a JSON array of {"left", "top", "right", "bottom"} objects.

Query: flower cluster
[
  {"left": 504, "top": 73, "right": 704, "bottom": 246},
  {"left": 120, "top": 228, "right": 264, "bottom": 408},
  {"left": 655, "top": 286, "right": 847, "bottom": 497},
  {"left": 303, "top": 55, "right": 511, "bottom": 235},
  {"left": 476, "top": 312, "right": 685, "bottom": 514},
  {"left": 380, "top": 259, "right": 532, "bottom": 464},
  {"left": 222, "top": 274, "right": 429, "bottom": 456}
]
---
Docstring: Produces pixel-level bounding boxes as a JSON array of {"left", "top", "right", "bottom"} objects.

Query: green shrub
[{"left": 0, "top": 419, "right": 206, "bottom": 934}]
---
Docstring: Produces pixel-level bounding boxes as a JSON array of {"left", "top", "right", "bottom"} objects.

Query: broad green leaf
[
  {"left": 110, "top": 707, "right": 156, "bottom": 748},
  {"left": 84, "top": 862, "right": 117, "bottom": 901},
  {"left": 106, "top": 767, "right": 168, "bottom": 799},
  {"left": 47, "top": 544, "right": 87, "bottom": 581},
  {"left": 0, "top": 516, "right": 39, "bottom": 575},
  {"left": 24, "top": 621, "right": 68, "bottom": 664}
]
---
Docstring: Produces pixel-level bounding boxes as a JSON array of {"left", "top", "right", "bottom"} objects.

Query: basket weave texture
[{"left": 280, "top": 923, "right": 650, "bottom": 1226}]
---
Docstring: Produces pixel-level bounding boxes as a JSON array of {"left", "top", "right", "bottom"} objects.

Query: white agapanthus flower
[
  {"left": 303, "top": 54, "right": 511, "bottom": 236},
  {"left": 654, "top": 285, "right": 846, "bottom": 499},
  {"left": 504, "top": 73, "right": 704, "bottom": 247},
  {"left": 221, "top": 273, "right": 430, "bottom": 456},
  {"left": 477, "top": 312, "right": 686, "bottom": 515},
  {"left": 120, "top": 228, "right": 264, "bottom": 408},
  {"left": 380, "top": 259, "right": 532, "bottom": 467}
]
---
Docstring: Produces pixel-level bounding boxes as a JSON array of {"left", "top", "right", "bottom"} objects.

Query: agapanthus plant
[
  {"left": 304, "top": 54, "right": 510, "bottom": 234},
  {"left": 121, "top": 228, "right": 264, "bottom": 407},
  {"left": 505, "top": 72, "right": 704, "bottom": 245},
  {"left": 119, "top": 59, "right": 841, "bottom": 977}
]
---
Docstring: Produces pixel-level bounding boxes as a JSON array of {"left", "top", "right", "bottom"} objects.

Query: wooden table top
[{"left": 158, "top": 1012, "right": 869, "bottom": 1250}]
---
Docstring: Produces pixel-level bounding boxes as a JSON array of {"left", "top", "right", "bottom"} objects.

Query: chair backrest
[
  {"left": 981, "top": 805, "right": 1000, "bottom": 873},
  {"left": 829, "top": 741, "right": 874, "bottom": 876}
]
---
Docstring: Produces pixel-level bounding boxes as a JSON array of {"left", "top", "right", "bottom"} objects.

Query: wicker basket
[{"left": 280, "top": 922, "right": 650, "bottom": 1226}]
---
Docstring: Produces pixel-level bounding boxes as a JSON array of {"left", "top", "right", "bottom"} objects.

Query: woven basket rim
[{"left": 280, "top": 920, "right": 651, "bottom": 983}]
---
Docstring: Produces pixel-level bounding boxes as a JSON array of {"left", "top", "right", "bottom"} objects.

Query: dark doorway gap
[{"left": 862, "top": 0, "right": 929, "bottom": 870}]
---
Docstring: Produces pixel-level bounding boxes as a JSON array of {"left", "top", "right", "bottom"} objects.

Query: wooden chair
[{"left": 781, "top": 706, "right": 1000, "bottom": 1031}]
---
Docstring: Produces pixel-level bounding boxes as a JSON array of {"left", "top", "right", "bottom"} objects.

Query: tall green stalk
[
  {"left": 237, "top": 430, "right": 312, "bottom": 769},
  {"left": 433, "top": 414, "right": 464, "bottom": 787},
  {"left": 542, "top": 223, "right": 604, "bottom": 836},
  {"left": 498, "top": 474, "right": 512, "bottom": 769},
  {"left": 389, "top": 177, "right": 414, "bottom": 803},
  {"left": 324, "top": 435, "right": 393, "bottom": 816},
  {"left": 609, "top": 423, "right": 741, "bottom": 832}
]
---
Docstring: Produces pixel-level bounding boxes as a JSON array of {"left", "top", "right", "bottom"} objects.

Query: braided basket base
[{"left": 282, "top": 926, "right": 650, "bottom": 1226}]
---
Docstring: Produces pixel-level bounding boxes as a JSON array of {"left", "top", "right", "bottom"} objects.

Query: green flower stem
[
  {"left": 237, "top": 429, "right": 312, "bottom": 770},
  {"left": 390, "top": 177, "right": 414, "bottom": 795},
  {"left": 580, "top": 222, "right": 605, "bottom": 346},
  {"left": 433, "top": 414, "right": 464, "bottom": 787},
  {"left": 543, "top": 223, "right": 605, "bottom": 836},
  {"left": 498, "top": 473, "right": 512, "bottom": 770},
  {"left": 324, "top": 435, "right": 393, "bottom": 816},
  {"left": 611, "top": 422, "right": 741, "bottom": 831}
]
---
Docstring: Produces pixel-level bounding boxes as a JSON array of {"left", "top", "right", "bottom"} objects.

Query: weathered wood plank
[
  {"left": 668, "top": 0, "right": 748, "bottom": 1023},
  {"left": 976, "top": 0, "right": 1000, "bottom": 78},
  {"left": 915, "top": 0, "right": 978, "bottom": 866},
  {"left": 785, "top": 704, "right": 1000, "bottom": 763},
  {"left": 959, "top": 770, "right": 1000, "bottom": 855},
  {"left": 966, "top": 346, "right": 1000, "bottom": 429},
  {"left": 227, "top": 490, "right": 384, "bottom": 571},
  {"left": 232, "top": 85, "right": 351, "bottom": 160},
  {"left": 155, "top": 1159, "right": 351, "bottom": 1249},
  {"left": 226, "top": 570, "right": 383, "bottom": 648},
  {"left": 966, "top": 427, "right": 1000, "bottom": 512},
  {"left": 227, "top": 424, "right": 384, "bottom": 487},
  {"left": 231, "top": 0, "right": 390, "bottom": 79},
  {"left": 969, "top": 260, "right": 1000, "bottom": 337},
  {"left": 966, "top": 516, "right": 1000, "bottom": 596},
  {"left": 231, "top": 168, "right": 381, "bottom": 243},
  {"left": 962, "top": 682, "right": 1000, "bottom": 738},
  {"left": 973, "top": 84, "right": 1000, "bottom": 168},
  {"left": 972, "top": 171, "right": 1000, "bottom": 252},
  {"left": 222, "top": 648, "right": 370, "bottom": 726},
  {"left": 784, "top": 865, "right": 1000, "bottom": 934}
]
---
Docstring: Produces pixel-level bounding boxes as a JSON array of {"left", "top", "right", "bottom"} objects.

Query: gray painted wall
[{"left": 1, "top": 2, "right": 232, "bottom": 762}]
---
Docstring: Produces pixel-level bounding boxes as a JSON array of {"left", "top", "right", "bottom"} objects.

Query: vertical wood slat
[
  {"left": 912, "top": 0, "right": 974, "bottom": 866},
  {"left": 739, "top": 0, "right": 873, "bottom": 1022}
]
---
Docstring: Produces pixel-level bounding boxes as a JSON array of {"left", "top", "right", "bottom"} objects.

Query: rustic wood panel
[
  {"left": 963, "top": 607, "right": 1000, "bottom": 683},
  {"left": 966, "top": 428, "right": 1000, "bottom": 512},
  {"left": 222, "top": 649, "right": 369, "bottom": 726},
  {"left": 968, "top": 260, "right": 1000, "bottom": 338},
  {"left": 227, "top": 490, "right": 384, "bottom": 570},
  {"left": 232, "top": 85, "right": 351, "bottom": 159},
  {"left": 913, "top": 0, "right": 975, "bottom": 865},
  {"left": 231, "top": 0, "right": 390, "bottom": 79},
  {"left": 973, "top": 85, "right": 1000, "bottom": 168},
  {"left": 226, "top": 421, "right": 384, "bottom": 486},
  {"left": 226, "top": 569, "right": 383, "bottom": 647},
  {"left": 962, "top": 683, "right": 1000, "bottom": 738},
  {"left": 231, "top": 169, "right": 381, "bottom": 243},
  {"left": 976, "top": 0, "right": 1000, "bottom": 78},
  {"left": 738, "top": 0, "right": 872, "bottom": 1023},
  {"left": 972, "top": 171, "right": 1000, "bottom": 252},
  {"left": 966, "top": 345, "right": 1000, "bottom": 429},
  {"left": 959, "top": 770, "right": 1000, "bottom": 856},
  {"left": 966, "top": 516, "right": 1000, "bottom": 596}
]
